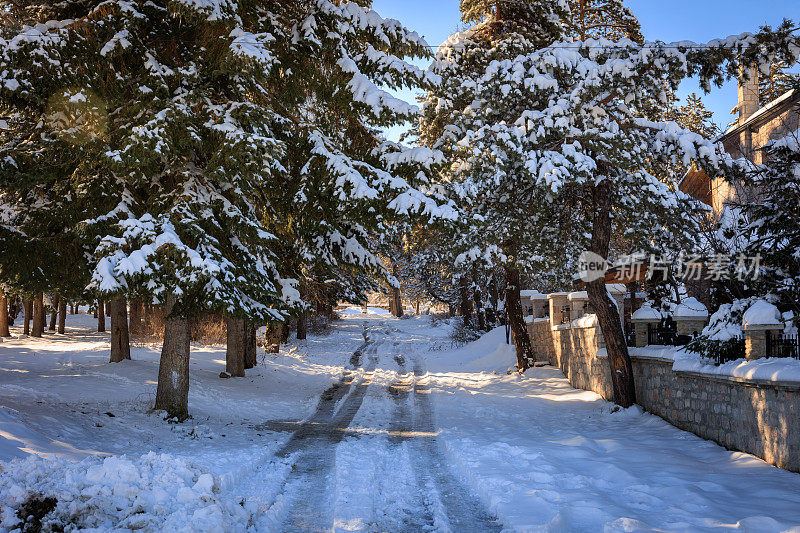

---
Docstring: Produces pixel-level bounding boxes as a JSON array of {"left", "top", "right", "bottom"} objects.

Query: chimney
[{"left": 737, "top": 64, "right": 759, "bottom": 124}]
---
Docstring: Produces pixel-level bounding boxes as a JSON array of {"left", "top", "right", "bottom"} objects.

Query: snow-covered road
[{"left": 2, "top": 310, "right": 800, "bottom": 531}]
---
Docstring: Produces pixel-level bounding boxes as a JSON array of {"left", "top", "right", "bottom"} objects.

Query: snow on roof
[
  {"left": 674, "top": 297, "right": 708, "bottom": 319},
  {"left": 724, "top": 89, "right": 799, "bottom": 136},
  {"left": 548, "top": 292, "right": 570, "bottom": 298},
  {"left": 742, "top": 300, "right": 783, "bottom": 329},
  {"left": 567, "top": 291, "right": 588, "bottom": 301},
  {"left": 632, "top": 304, "right": 661, "bottom": 321}
]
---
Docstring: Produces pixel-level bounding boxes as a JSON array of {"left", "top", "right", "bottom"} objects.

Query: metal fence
[
  {"left": 766, "top": 333, "right": 800, "bottom": 360},
  {"left": 711, "top": 335, "right": 746, "bottom": 365},
  {"left": 647, "top": 318, "right": 677, "bottom": 346}
]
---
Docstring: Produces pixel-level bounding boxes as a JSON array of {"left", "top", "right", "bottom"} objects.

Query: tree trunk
[
  {"left": 225, "top": 316, "right": 246, "bottom": 377},
  {"left": 504, "top": 265, "right": 533, "bottom": 372},
  {"left": 154, "top": 296, "right": 190, "bottom": 419},
  {"left": 472, "top": 270, "right": 486, "bottom": 331},
  {"left": 297, "top": 312, "right": 307, "bottom": 340},
  {"left": 57, "top": 298, "right": 67, "bottom": 334},
  {"left": 265, "top": 323, "right": 281, "bottom": 353},
  {"left": 71, "top": 303, "right": 77, "bottom": 314},
  {"left": 0, "top": 289, "right": 9, "bottom": 337},
  {"left": 31, "top": 292, "right": 45, "bottom": 337},
  {"left": 109, "top": 297, "right": 131, "bottom": 362},
  {"left": 129, "top": 300, "right": 143, "bottom": 337},
  {"left": 97, "top": 300, "right": 106, "bottom": 332},
  {"left": 586, "top": 179, "right": 636, "bottom": 407},
  {"left": 458, "top": 276, "right": 471, "bottom": 325},
  {"left": 49, "top": 294, "right": 58, "bottom": 331},
  {"left": 23, "top": 299, "right": 31, "bottom": 335},
  {"left": 244, "top": 321, "right": 257, "bottom": 369}
]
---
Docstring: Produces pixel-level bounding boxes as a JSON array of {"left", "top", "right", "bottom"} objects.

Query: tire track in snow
[
  {"left": 394, "top": 359, "right": 503, "bottom": 532},
  {"left": 380, "top": 352, "right": 437, "bottom": 531},
  {"left": 254, "top": 325, "right": 382, "bottom": 531}
]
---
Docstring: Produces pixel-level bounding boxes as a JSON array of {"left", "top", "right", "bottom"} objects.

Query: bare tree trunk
[
  {"left": 244, "top": 321, "right": 257, "bottom": 369},
  {"left": 587, "top": 179, "right": 636, "bottom": 407},
  {"left": 109, "top": 297, "right": 131, "bottom": 363},
  {"left": 97, "top": 300, "right": 106, "bottom": 332},
  {"left": 31, "top": 292, "right": 44, "bottom": 337},
  {"left": 472, "top": 270, "right": 486, "bottom": 331},
  {"left": 129, "top": 300, "right": 143, "bottom": 337},
  {"left": 390, "top": 263, "right": 404, "bottom": 318},
  {"left": 297, "top": 312, "right": 307, "bottom": 340},
  {"left": 0, "top": 289, "right": 9, "bottom": 337},
  {"left": 265, "top": 323, "right": 281, "bottom": 353},
  {"left": 225, "top": 316, "right": 246, "bottom": 377},
  {"left": 504, "top": 265, "right": 533, "bottom": 372},
  {"left": 71, "top": 302, "right": 77, "bottom": 314},
  {"left": 57, "top": 298, "right": 67, "bottom": 334},
  {"left": 154, "top": 296, "right": 190, "bottom": 419},
  {"left": 48, "top": 294, "right": 58, "bottom": 330},
  {"left": 458, "top": 275, "right": 472, "bottom": 327},
  {"left": 23, "top": 299, "right": 31, "bottom": 335}
]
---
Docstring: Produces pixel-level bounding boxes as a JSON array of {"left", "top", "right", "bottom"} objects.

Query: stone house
[{"left": 679, "top": 69, "right": 800, "bottom": 216}]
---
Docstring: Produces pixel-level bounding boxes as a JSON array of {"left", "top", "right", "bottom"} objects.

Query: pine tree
[
  {"left": 672, "top": 93, "right": 718, "bottom": 139},
  {"left": 742, "top": 129, "right": 800, "bottom": 320},
  {"left": 419, "top": 0, "right": 799, "bottom": 402},
  {"left": 1, "top": 0, "right": 297, "bottom": 417},
  {"left": 760, "top": 60, "right": 800, "bottom": 106},
  {"left": 565, "top": 0, "right": 643, "bottom": 42},
  {"left": 260, "top": 1, "right": 454, "bottom": 317},
  {"left": 417, "top": 0, "right": 572, "bottom": 372}
]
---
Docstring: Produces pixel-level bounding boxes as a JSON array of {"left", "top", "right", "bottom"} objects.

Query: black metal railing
[
  {"left": 647, "top": 318, "right": 677, "bottom": 346},
  {"left": 711, "top": 335, "right": 746, "bottom": 365},
  {"left": 766, "top": 332, "right": 800, "bottom": 360}
]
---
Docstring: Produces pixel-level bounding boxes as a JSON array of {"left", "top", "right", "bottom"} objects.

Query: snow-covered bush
[{"left": 686, "top": 297, "right": 763, "bottom": 363}]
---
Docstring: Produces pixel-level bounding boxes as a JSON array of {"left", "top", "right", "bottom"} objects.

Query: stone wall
[{"left": 530, "top": 320, "right": 800, "bottom": 472}]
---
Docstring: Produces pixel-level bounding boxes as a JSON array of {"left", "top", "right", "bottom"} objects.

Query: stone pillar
[
  {"left": 568, "top": 291, "right": 589, "bottom": 320},
  {"left": 548, "top": 293, "right": 570, "bottom": 326},
  {"left": 742, "top": 300, "right": 784, "bottom": 360},
  {"left": 676, "top": 318, "right": 708, "bottom": 338},
  {"left": 743, "top": 324, "right": 784, "bottom": 360},
  {"left": 674, "top": 298, "right": 709, "bottom": 339}
]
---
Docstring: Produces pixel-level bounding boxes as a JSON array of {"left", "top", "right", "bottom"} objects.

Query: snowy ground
[{"left": 1, "top": 310, "right": 800, "bottom": 531}]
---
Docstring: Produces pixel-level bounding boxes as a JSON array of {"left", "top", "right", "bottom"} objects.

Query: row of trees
[
  {"left": 394, "top": 0, "right": 799, "bottom": 406},
  {"left": 0, "top": 0, "right": 454, "bottom": 418}
]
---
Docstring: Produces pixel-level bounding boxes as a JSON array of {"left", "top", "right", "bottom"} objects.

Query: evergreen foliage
[
  {"left": 742, "top": 129, "right": 800, "bottom": 321},
  {"left": 759, "top": 59, "right": 800, "bottom": 106}
]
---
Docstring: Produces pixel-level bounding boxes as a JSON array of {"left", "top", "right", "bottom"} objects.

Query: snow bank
[
  {"left": 0, "top": 453, "right": 249, "bottom": 532},
  {"left": 426, "top": 326, "right": 516, "bottom": 374}
]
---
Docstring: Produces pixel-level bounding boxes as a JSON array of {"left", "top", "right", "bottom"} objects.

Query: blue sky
[{"left": 374, "top": 0, "right": 799, "bottom": 139}]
